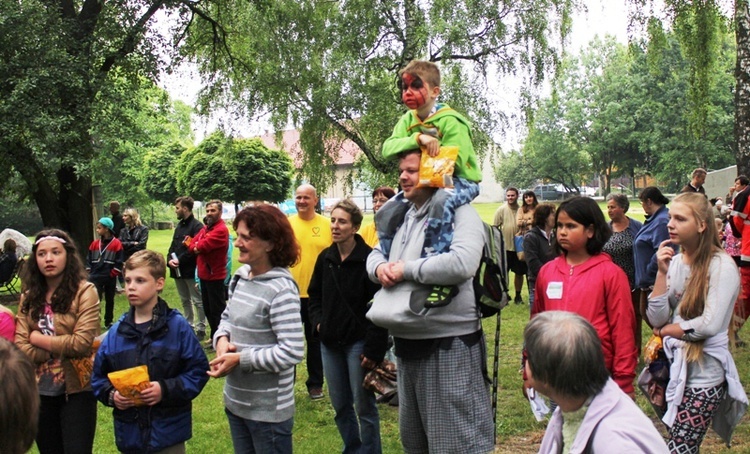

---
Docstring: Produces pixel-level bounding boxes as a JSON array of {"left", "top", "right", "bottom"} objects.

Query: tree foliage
[
  {"left": 496, "top": 29, "right": 735, "bottom": 195},
  {"left": 182, "top": 0, "right": 577, "bottom": 191},
  {"left": 0, "top": 0, "right": 221, "bottom": 252},
  {"left": 627, "top": 0, "right": 750, "bottom": 175},
  {"left": 177, "top": 131, "right": 294, "bottom": 208}
]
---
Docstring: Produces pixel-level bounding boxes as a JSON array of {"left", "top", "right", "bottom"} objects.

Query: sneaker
[
  {"left": 203, "top": 339, "right": 214, "bottom": 351},
  {"left": 514, "top": 294, "right": 523, "bottom": 305},
  {"left": 308, "top": 388, "right": 324, "bottom": 400},
  {"left": 423, "top": 285, "right": 459, "bottom": 309},
  {"left": 196, "top": 330, "right": 206, "bottom": 341}
]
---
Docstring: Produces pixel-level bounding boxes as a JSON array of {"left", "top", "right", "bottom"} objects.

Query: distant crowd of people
[{"left": 0, "top": 59, "right": 748, "bottom": 454}]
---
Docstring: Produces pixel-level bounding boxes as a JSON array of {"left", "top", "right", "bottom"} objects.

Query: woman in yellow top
[
  {"left": 516, "top": 190, "right": 539, "bottom": 235},
  {"left": 360, "top": 186, "right": 396, "bottom": 247}
]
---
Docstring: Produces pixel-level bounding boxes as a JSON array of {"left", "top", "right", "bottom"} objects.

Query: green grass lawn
[{"left": 14, "top": 200, "right": 750, "bottom": 453}]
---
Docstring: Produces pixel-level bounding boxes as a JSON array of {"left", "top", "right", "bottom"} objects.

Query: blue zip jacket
[
  {"left": 92, "top": 298, "right": 209, "bottom": 453},
  {"left": 633, "top": 205, "right": 670, "bottom": 289}
]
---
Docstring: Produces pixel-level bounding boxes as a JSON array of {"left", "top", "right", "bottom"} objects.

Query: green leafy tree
[
  {"left": 141, "top": 142, "right": 189, "bottom": 204},
  {"left": 515, "top": 98, "right": 592, "bottom": 192},
  {"left": 182, "top": 0, "right": 577, "bottom": 190},
  {"left": 177, "top": 132, "right": 294, "bottom": 209},
  {"left": 627, "top": 0, "right": 749, "bottom": 175},
  {"left": 0, "top": 0, "right": 220, "bottom": 252}
]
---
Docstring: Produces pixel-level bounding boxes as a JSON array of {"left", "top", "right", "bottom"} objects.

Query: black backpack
[{"left": 473, "top": 223, "right": 510, "bottom": 317}]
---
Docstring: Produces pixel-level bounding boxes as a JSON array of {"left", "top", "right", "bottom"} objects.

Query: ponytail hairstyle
[
  {"left": 21, "top": 229, "right": 87, "bottom": 320},
  {"left": 672, "top": 193, "right": 723, "bottom": 362}
]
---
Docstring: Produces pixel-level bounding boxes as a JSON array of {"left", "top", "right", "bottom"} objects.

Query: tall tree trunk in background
[{"left": 736, "top": 0, "right": 750, "bottom": 176}]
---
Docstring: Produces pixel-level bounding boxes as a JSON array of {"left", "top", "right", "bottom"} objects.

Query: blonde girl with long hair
[{"left": 648, "top": 192, "right": 748, "bottom": 453}]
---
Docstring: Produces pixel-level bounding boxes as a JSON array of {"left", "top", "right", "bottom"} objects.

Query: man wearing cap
[{"left": 86, "top": 217, "right": 124, "bottom": 328}]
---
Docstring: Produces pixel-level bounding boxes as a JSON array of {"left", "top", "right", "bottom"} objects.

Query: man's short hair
[
  {"left": 124, "top": 250, "right": 166, "bottom": 281},
  {"left": 736, "top": 175, "right": 750, "bottom": 186},
  {"left": 400, "top": 60, "right": 441, "bottom": 88},
  {"left": 505, "top": 187, "right": 519, "bottom": 196},
  {"left": 524, "top": 311, "right": 609, "bottom": 399},
  {"left": 692, "top": 168, "right": 707, "bottom": 178},
  {"left": 397, "top": 149, "right": 422, "bottom": 160},
  {"left": 206, "top": 199, "right": 223, "bottom": 212},
  {"left": 109, "top": 200, "right": 120, "bottom": 210},
  {"left": 0, "top": 338, "right": 39, "bottom": 454},
  {"left": 175, "top": 196, "right": 194, "bottom": 211},
  {"left": 331, "top": 199, "right": 364, "bottom": 228}
]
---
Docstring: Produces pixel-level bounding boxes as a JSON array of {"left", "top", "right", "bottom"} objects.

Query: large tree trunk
[
  {"left": 736, "top": 0, "right": 750, "bottom": 176},
  {"left": 57, "top": 165, "right": 94, "bottom": 260}
]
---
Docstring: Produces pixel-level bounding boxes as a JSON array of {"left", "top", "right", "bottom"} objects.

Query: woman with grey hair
[
  {"left": 528, "top": 311, "right": 668, "bottom": 453},
  {"left": 603, "top": 193, "right": 644, "bottom": 350}
]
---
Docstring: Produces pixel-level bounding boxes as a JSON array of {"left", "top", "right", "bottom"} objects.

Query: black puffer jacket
[{"left": 308, "top": 235, "right": 387, "bottom": 362}]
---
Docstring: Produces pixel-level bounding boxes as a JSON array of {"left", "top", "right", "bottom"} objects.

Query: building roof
[{"left": 257, "top": 129, "right": 359, "bottom": 167}]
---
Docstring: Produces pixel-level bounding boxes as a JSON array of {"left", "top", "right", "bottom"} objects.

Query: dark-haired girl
[
  {"left": 15, "top": 229, "right": 100, "bottom": 453},
  {"left": 532, "top": 197, "right": 638, "bottom": 396}
]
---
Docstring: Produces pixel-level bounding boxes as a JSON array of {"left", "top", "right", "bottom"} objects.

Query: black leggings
[{"left": 36, "top": 391, "right": 97, "bottom": 454}]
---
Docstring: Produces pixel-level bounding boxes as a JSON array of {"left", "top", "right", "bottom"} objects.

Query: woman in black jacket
[
  {"left": 308, "top": 199, "right": 387, "bottom": 454},
  {"left": 523, "top": 203, "right": 557, "bottom": 310}
]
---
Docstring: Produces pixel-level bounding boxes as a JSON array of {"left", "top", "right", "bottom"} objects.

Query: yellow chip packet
[
  {"left": 418, "top": 146, "right": 458, "bottom": 188},
  {"left": 108, "top": 365, "right": 151, "bottom": 406}
]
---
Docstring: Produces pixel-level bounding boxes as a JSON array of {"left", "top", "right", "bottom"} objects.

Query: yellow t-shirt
[
  {"left": 359, "top": 222, "right": 378, "bottom": 248},
  {"left": 288, "top": 214, "right": 332, "bottom": 298}
]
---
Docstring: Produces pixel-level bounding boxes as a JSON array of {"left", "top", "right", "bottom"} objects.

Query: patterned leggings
[{"left": 668, "top": 384, "right": 726, "bottom": 454}]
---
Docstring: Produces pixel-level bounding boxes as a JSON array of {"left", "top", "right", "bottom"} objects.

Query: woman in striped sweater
[{"left": 208, "top": 205, "right": 304, "bottom": 454}]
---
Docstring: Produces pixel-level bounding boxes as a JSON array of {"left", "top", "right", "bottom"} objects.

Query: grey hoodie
[{"left": 366, "top": 197, "right": 483, "bottom": 339}]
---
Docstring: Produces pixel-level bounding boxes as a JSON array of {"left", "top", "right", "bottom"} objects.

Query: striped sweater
[{"left": 214, "top": 265, "right": 304, "bottom": 423}]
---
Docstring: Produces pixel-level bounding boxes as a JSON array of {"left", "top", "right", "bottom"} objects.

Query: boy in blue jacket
[{"left": 92, "top": 250, "right": 209, "bottom": 453}]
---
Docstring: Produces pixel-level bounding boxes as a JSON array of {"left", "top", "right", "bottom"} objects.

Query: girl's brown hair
[
  {"left": 20, "top": 229, "right": 87, "bottom": 320},
  {"left": 672, "top": 193, "right": 723, "bottom": 362}
]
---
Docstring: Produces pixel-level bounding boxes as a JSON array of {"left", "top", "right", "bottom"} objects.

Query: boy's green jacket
[{"left": 382, "top": 104, "right": 482, "bottom": 182}]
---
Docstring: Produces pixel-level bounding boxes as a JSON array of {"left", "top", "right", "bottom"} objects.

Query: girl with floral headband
[{"left": 15, "top": 229, "right": 100, "bottom": 453}]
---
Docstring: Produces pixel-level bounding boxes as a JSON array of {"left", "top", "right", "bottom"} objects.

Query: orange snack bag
[
  {"left": 418, "top": 146, "right": 458, "bottom": 188},
  {"left": 643, "top": 335, "right": 663, "bottom": 365},
  {"left": 108, "top": 365, "right": 151, "bottom": 406}
]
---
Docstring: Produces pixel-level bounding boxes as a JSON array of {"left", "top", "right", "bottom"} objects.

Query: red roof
[{"left": 257, "top": 129, "right": 359, "bottom": 167}]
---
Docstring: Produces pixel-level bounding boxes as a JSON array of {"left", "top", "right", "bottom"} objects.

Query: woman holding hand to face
[{"left": 646, "top": 193, "right": 748, "bottom": 453}]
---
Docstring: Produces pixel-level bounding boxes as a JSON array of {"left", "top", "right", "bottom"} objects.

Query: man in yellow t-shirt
[{"left": 289, "top": 184, "right": 332, "bottom": 400}]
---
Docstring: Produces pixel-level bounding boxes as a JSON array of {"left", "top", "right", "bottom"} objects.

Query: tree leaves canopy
[{"left": 182, "top": 0, "right": 577, "bottom": 191}]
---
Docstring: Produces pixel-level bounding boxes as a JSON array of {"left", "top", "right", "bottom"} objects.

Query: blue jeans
[
  {"left": 321, "top": 340, "right": 382, "bottom": 454},
  {"left": 225, "top": 408, "right": 293, "bottom": 454}
]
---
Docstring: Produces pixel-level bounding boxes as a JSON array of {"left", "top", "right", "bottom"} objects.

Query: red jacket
[
  {"left": 532, "top": 253, "right": 637, "bottom": 394},
  {"left": 731, "top": 187, "right": 750, "bottom": 262},
  {"left": 192, "top": 221, "right": 229, "bottom": 281}
]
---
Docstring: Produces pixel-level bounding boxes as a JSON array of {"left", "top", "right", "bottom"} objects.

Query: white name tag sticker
[{"left": 546, "top": 282, "right": 563, "bottom": 300}]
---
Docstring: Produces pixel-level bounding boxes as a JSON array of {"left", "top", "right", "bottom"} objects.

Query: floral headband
[{"left": 35, "top": 236, "right": 67, "bottom": 245}]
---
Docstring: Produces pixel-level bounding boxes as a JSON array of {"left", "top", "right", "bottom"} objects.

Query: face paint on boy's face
[{"left": 400, "top": 73, "right": 428, "bottom": 109}]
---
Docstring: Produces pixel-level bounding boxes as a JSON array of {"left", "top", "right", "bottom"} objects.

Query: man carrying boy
[
  {"left": 377, "top": 60, "right": 482, "bottom": 307},
  {"left": 92, "top": 250, "right": 209, "bottom": 453},
  {"left": 86, "top": 217, "right": 124, "bottom": 328}
]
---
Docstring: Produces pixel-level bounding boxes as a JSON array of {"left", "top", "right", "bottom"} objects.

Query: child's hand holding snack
[{"left": 418, "top": 134, "right": 440, "bottom": 156}]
